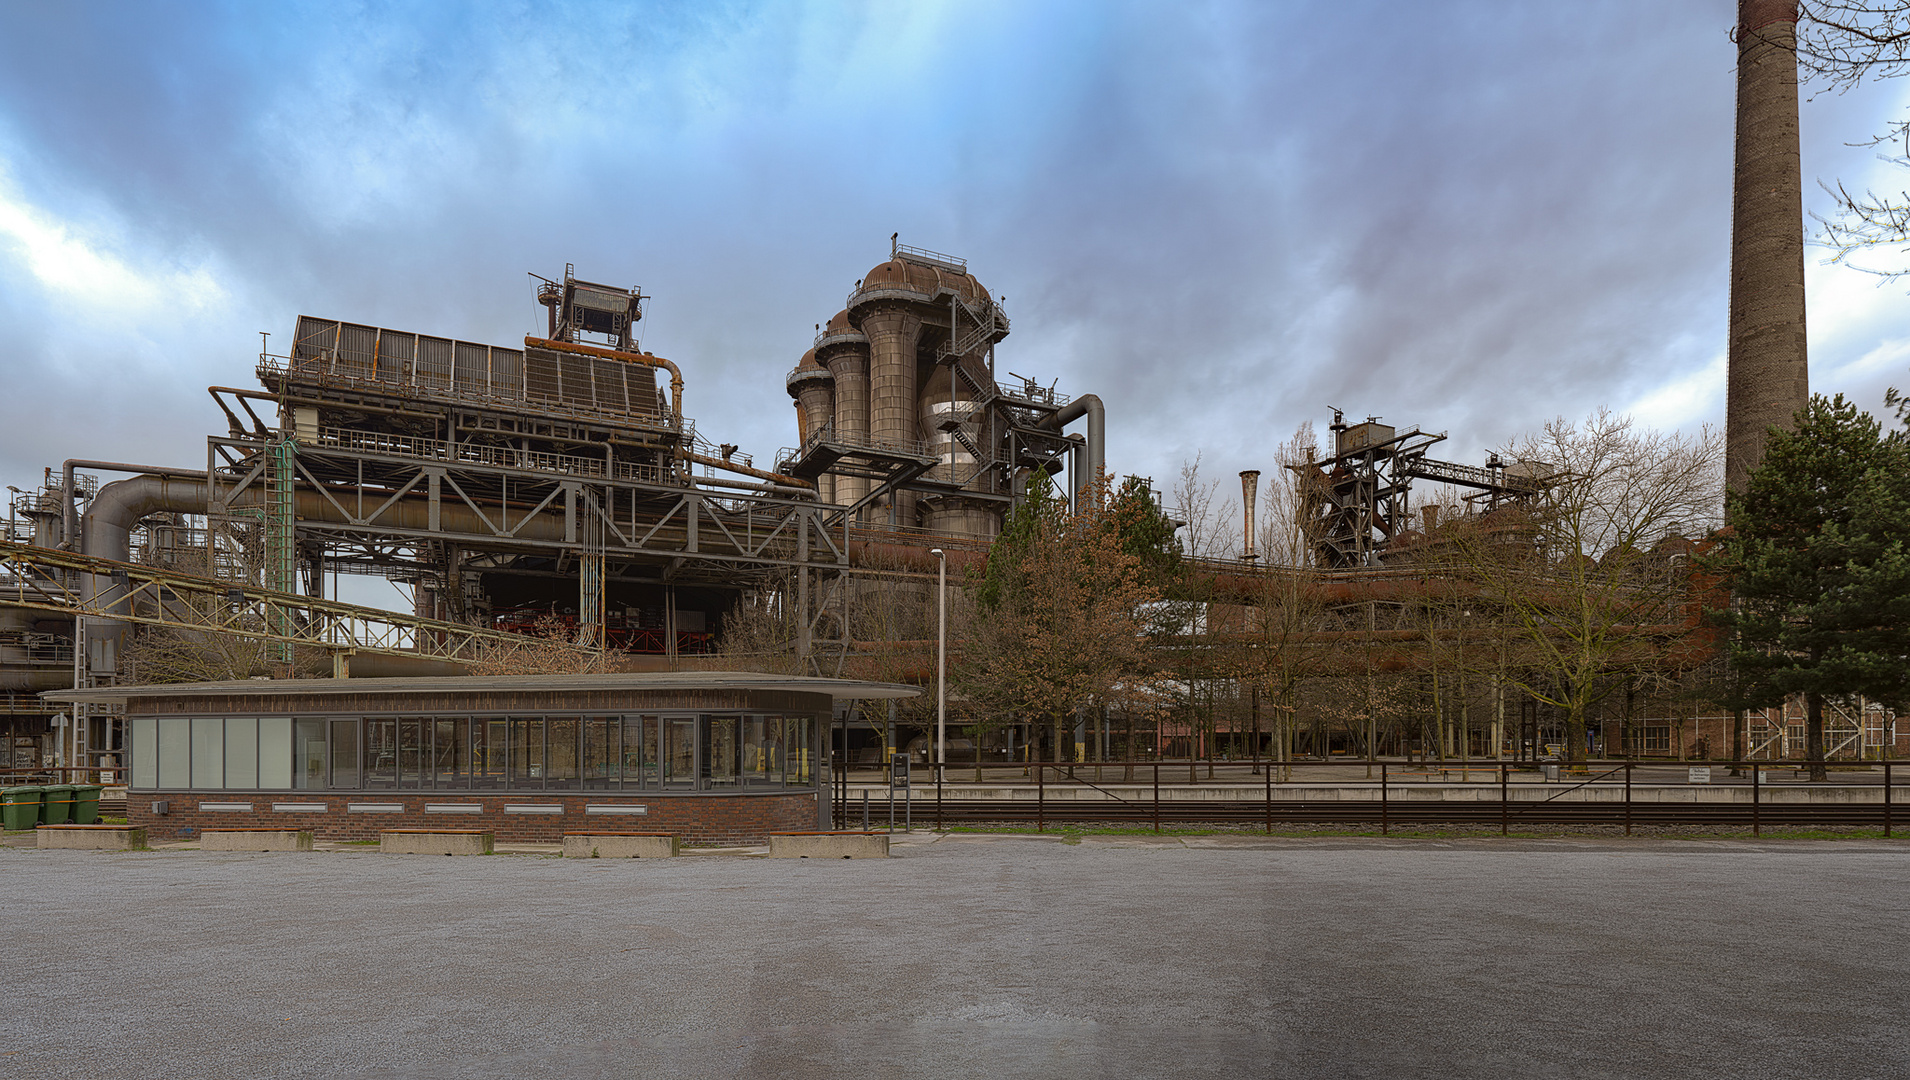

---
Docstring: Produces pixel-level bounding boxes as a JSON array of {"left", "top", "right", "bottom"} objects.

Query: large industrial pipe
[
  {"left": 677, "top": 448, "right": 814, "bottom": 492},
  {"left": 1240, "top": 470, "right": 1260, "bottom": 561},
  {"left": 62, "top": 460, "right": 209, "bottom": 551},
  {"left": 1040, "top": 394, "right": 1105, "bottom": 505}
]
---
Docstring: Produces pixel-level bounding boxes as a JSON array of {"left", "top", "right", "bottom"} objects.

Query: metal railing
[
  {"left": 796, "top": 421, "right": 933, "bottom": 462},
  {"left": 0, "top": 630, "right": 74, "bottom": 663},
  {"left": 307, "top": 427, "right": 672, "bottom": 484},
  {"left": 831, "top": 758, "right": 1906, "bottom": 838}
]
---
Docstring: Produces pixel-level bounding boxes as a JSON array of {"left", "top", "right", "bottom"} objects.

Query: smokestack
[
  {"left": 1240, "top": 470, "right": 1260, "bottom": 562},
  {"left": 1727, "top": 0, "right": 1809, "bottom": 491}
]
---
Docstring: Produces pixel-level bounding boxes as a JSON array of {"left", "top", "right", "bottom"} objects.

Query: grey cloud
[{"left": 0, "top": 0, "right": 1901, "bottom": 506}]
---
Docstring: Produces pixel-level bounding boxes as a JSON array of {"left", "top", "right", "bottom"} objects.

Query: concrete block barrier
[
  {"left": 36, "top": 825, "right": 148, "bottom": 851},
  {"left": 379, "top": 829, "right": 493, "bottom": 855},
  {"left": 768, "top": 831, "right": 889, "bottom": 859},
  {"left": 562, "top": 832, "right": 679, "bottom": 858},
  {"left": 200, "top": 829, "right": 314, "bottom": 852}
]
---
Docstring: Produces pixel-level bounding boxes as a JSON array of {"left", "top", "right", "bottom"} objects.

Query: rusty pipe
[
  {"left": 523, "top": 335, "right": 684, "bottom": 425},
  {"left": 1039, "top": 394, "right": 1104, "bottom": 505},
  {"left": 678, "top": 448, "right": 814, "bottom": 491},
  {"left": 62, "top": 461, "right": 210, "bottom": 552}
]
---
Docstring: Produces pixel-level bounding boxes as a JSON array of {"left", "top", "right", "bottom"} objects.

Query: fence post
[
  {"left": 1624, "top": 760, "right": 1632, "bottom": 837},
  {"left": 1153, "top": 760, "right": 1160, "bottom": 835},
  {"left": 1500, "top": 762, "right": 1508, "bottom": 836},
  {"left": 936, "top": 755, "right": 943, "bottom": 833},
  {"left": 1885, "top": 759, "right": 1893, "bottom": 839},
  {"left": 1264, "top": 752, "right": 1273, "bottom": 835},
  {"left": 1751, "top": 758, "right": 1760, "bottom": 838},
  {"left": 1037, "top": 761, "right": 1044, "bottom": 834},
  {"left": 1381, "top": 762, "right": 1389, "bottom": 836}
]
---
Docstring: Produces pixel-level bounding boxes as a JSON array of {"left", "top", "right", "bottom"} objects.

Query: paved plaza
[{"left": 3, "top": 835, "right": 1906, "bottom": 1078}]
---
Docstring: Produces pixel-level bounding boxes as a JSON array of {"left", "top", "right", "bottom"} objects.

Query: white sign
[{"left": 1687, "top": 767, "right": 1711, "bottom": 784}]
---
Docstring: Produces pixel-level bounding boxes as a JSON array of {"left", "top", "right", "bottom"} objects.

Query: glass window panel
[
  {"left": 158, "top": 718, "right": 190, "bottom": 788},
  {"left": 131, "top": 716, "right": 157, "bottom": 789},
  {"left": 294, "top": 719, "right": 327, "bottom": 789},
  {"left": 510, "top": 718, "right": 545, "bottom": 789},
  {"left": 785, "top": 715, "right": 813, "bottom": 786},
  {"left": 433, "top": 719, "right": 466, "bottom": 788},
  {"left": 364, "top": 720, "right": 397, "bottom": 788},
  {"left": 475, "top": 719, "right": 506, "bottom": 788},
  {"left": 741, "top": 715, "right": 770, "bottom": 786},
  {"left": 705, "top": 715, "right": 739, "bottom": 788},
  {"left": 398, "top": 719, "right": 425, "bottom": 787},
  {"left": 224, "top": 718, "right": 259, "bottom": 789},
  {"left": 662, "top": 716, "right": 695, "bottom": 789},
  {"left": 259, "top": 718, "right": 293, "bottom": 790},
  {"left": 329, "top": 719, "right": 360, "bottom": 789},
  {"left": 547, "top": 717, "right": 580, "bottom": 788},
  {"left": 622, "top": 716, "right": 656, "bottom": 789},
  {"left": 585, "top": 717, "right": 619, "bottom": 789},
  {"left": 190, "top": 718, "right": 225, "bottom": 790}
]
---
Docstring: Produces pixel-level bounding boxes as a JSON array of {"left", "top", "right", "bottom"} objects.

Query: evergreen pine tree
[{"left": 1709, "top": 394, "right": 1910, "bottom": 778}]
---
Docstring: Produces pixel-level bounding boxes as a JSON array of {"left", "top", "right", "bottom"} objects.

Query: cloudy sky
[{"left": 2, "top": 0, "right": 1906, "bottom": 525}]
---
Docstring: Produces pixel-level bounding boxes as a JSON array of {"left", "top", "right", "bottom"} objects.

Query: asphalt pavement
[{"left": 3, "top": 834, "right": 1905, "bottom": 1079}]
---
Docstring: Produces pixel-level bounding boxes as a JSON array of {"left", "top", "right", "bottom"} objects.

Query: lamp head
[{"left": 930, "top": 548, "right": 944, "bottom": 557}]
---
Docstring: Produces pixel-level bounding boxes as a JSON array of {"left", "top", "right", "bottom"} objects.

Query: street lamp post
[{"left": 931, "top": 547, "right": 947, "bottom": 782}]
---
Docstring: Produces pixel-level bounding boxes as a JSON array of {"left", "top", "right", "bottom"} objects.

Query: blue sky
[{"left": 2, "top": 0, "right": 1906, "bottom": 525}]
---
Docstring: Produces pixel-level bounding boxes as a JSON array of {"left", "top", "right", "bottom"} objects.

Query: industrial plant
[
  {"left": 0, "top": 240, "right": 1115, "bottom": 788},
  {"left": 1, "top": 237, "right": 1898, "bottom": 842}
]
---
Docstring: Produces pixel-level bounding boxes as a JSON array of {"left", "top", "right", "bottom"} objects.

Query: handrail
[{"left": 306, "top": 427, "right": 670, "bottom": 484}]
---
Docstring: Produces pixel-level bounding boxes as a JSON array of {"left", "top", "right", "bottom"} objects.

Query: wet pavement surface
[{"left": 3, "top": 833, "right": 1906, "bottom": 1078}]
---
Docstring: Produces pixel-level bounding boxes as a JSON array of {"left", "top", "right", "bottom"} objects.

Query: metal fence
[{"left": 831, "top": 758, "right": 1906, "bottom": 838}]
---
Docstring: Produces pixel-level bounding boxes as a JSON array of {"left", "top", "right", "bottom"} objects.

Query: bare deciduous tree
[
  {"left": 1454, "top": 411, "right": 1724, "bottom": 763},
  {"left": 466, "top": 614, "right": 611, "bottom": 676}
]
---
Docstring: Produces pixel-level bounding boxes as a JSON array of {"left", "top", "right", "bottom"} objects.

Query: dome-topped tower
[{"left": 783, "top": 239, "right": 1052, "bottom": 542}]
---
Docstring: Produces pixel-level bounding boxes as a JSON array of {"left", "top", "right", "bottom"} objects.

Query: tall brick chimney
[{"left": 1726, "top": 0, "right": 1810, "bottom": 492}]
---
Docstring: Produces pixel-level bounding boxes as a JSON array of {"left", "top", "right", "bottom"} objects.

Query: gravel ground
[{"left": 3, "top": 834, "right": 1906, "bottom": 1079}]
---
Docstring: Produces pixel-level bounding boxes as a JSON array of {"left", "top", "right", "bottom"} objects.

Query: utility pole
[{"left": 931, "top": 547, "right": 946, "bottom": 783}]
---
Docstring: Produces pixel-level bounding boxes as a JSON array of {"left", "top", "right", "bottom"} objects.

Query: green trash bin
[
  {"left": 1, "top": 787, "right": 41, "bottom": 831},
  {"left": 40, "top": 784, "right": 74, "bottom": 826},
  {"left": 72, "top": 784, "right": 103, "bottom": 825}
]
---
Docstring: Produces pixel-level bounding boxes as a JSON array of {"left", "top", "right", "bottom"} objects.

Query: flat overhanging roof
[{"left": 42, "top": 671, "right": 920, "bottom": 706}]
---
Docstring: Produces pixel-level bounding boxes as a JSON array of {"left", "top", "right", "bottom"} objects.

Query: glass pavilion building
[{"left": 48, "top": 672, "right": 915, "bottom": 844}]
